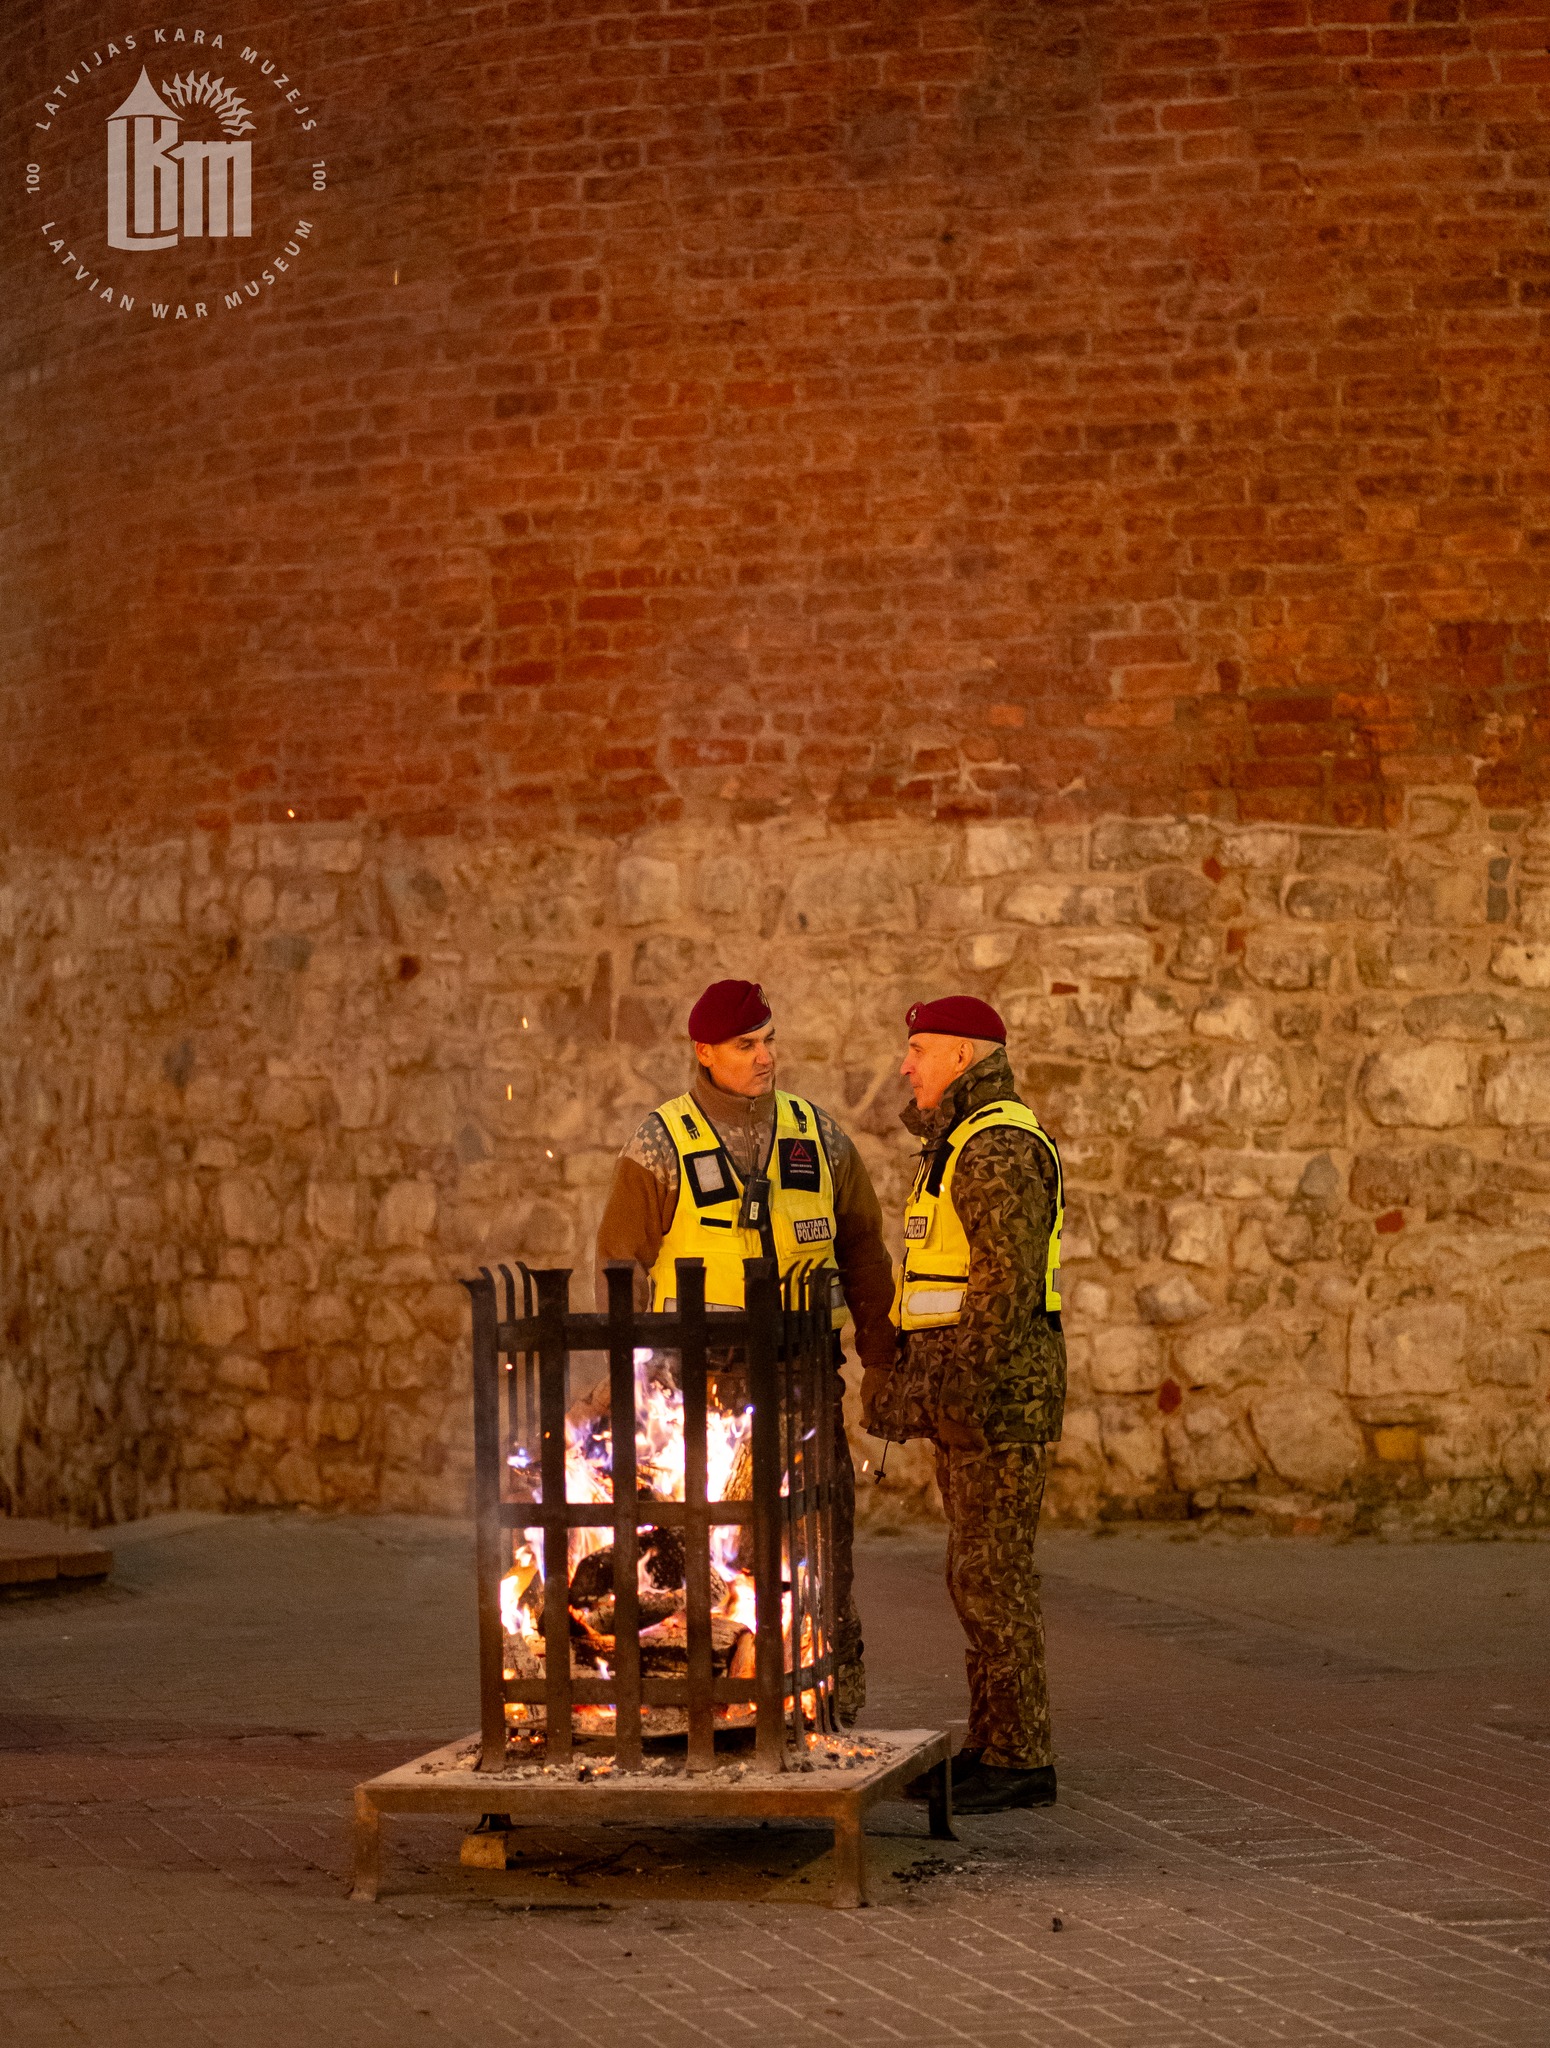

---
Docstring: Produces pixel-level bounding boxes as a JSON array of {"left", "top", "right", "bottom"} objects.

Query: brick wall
[
  {"left": 4, "top": 2, "right": 1550, "bottom": 1527},
  {"left": 7, "top": 1, "right": 1550, "bottom": 841}
]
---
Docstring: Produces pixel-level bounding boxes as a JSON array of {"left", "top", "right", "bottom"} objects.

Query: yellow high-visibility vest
[
  {"left": 648, "top": 1090, "right": 846, "bottom": 1325},
  {"left": 893, "top": 1099, "right": 1063, "bottom": 1330}
]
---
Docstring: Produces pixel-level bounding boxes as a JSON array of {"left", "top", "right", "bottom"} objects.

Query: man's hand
[
  {"left": 934, "top": 1412, "right": 988, "bottom": 1452},
  {"left": 859, "top": 1367, "right": 893, "bottom": 1434}
]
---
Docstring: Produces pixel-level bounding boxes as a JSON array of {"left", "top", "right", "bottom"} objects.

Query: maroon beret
[
  {"left": 688, "top": 978, "right": 772, "bottom": 1043},
  {"left": 905, "top": 995, "right": 1006, "bottom": 1043}
]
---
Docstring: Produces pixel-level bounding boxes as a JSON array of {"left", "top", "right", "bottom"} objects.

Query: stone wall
[{"left": 5, "top": 796, "right": 1549, "bottom": 1532}]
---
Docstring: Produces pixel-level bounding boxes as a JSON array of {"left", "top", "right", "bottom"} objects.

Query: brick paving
[{"left": 3, "top": 1516, "right": 1548, "bottom": 2046}]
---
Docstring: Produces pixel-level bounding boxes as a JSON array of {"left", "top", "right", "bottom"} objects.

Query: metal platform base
[{"left": 350, "top": 1727, "right": 953, "bottom": 1909}]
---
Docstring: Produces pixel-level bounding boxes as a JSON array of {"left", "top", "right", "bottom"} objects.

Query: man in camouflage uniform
[{"left": 863, "top": 994, "right": 1066, "bottom": 1812}]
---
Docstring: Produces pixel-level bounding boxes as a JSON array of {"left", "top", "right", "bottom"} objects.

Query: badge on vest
[
  {"left": 791, "top": 1215, "right": 833, "bottom": 1245},
  {"left": 904, "top": 1215, "right": 928, "bottom": 1240},
  {"left": 778, "top": 1137, "right": 822, "bottom": 1191},
  {"left": 685, "top": 1149, "right": 735, "bottom": 1208}
]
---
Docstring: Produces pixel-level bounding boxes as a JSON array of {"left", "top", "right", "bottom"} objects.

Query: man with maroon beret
[
  {"left": 597, "top": 978, "right": 895, "bottom": 1721},
  {"left": 865, "top": 995, "right": 1066, "bottom": 1813}
]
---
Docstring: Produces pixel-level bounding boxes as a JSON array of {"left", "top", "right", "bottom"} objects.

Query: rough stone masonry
[
  {"left": 5, "top": 2, "right": 1550, "bottom": 1529},
  {"left": 3, "top": 797, "right": 1549, "bottom": 1532}
]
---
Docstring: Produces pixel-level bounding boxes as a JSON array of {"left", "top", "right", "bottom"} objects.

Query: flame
[
  {"left": 499, "top": 1543, "right": 538, "bottom": 1636},
  {"left": 501, "top": 1346, "right": 827, "bottom": 1726},
  {"left": 723, "top": 1574, "right": 758, "bottom": 1633},
  {"left": 504, "top": 1349, "right": 757, "bottom": 1650}
]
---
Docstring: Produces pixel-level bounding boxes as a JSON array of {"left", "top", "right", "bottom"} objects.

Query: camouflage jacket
[{"left": 872, "top": 1048, "right": 1066, "bottom": 1447}]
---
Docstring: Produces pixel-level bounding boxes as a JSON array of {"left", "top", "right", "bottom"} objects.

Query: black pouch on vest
[{"left": 737, "top": 1170, "right": 770, "bottom": 1232}]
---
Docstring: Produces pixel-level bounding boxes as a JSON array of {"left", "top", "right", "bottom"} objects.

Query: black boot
[
  {"left": 903, "top": 1746, "right": 983, "bottom": 1801},
  {"left": 952, "top": 1764, "right": 1056, "bottom": 1814}
]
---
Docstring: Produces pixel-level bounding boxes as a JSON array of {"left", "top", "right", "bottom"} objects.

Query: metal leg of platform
[
  {"left": 830, "top": 1805, "right": 868, "bottom": 1909},
  {"left": 349, "top": 1789, "right": 382, "bottom": 1903},
  {"left": 927, "top": 1758, "right": 957, "bottom": 1840}
]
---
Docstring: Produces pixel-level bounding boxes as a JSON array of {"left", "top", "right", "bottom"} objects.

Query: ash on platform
[{"left": 418, "top": 1731, "right": 896, "bottom": 1783}]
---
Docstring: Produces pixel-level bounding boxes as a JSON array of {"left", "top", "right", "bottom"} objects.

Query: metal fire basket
[
  {"left": 347, "top": 1253, "right": 953, "bottom": 1906},
  {"left": 464, "top": 1253, "right": 838, "bottom": 1775}
]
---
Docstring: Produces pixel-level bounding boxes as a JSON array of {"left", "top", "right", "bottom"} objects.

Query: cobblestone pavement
[{"left": 3, "top": 1513, "right": 1548, "bottom": 2047}]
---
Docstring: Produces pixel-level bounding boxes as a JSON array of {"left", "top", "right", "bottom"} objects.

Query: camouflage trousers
[{"left": 933, "top": 1439, "right": 1051, "bottom": 1771}]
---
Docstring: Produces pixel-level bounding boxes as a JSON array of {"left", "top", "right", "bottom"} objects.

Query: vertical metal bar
[
  {"left": 803, "top": 1272, "right": 826, "bottom": 1732},
  {"left": 817, "top": 1304, "right": 840, "bottom": 1733},
  {"left": 520, "top": 1264, "right": 537, "bottom": 1462},
  {"left": 746, "top": 1255, "right": 785, "bottom": 1772},
  {"left": 678, "top": 1257, "right": 715, "bottom": 1772},
  {"left": 781, "top": 1272, "right": 803, "bottom": 1750},
  {"left": 794, "top": 1270, "right": 817, "bottom": 1732},
  {"left": 534, "top": 1267, "right": 573, "bottom": 1764},
  {"left": 465, "top": 1270, "right": 507, "bottom": 1772},
  {"left": 497, "top": 1264, "right": 520, "bottom": 1469},
  {"left": 605, "top": 1261, "right": 642, "bottom": 1770}
]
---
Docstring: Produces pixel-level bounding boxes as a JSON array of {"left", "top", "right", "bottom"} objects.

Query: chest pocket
[{"left": 683, "top": 1147, "right": 737, "bottom": 1208}]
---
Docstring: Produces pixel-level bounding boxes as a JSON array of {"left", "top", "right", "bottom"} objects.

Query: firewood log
[
  {"left": 641, "top": 1525, "right": 685, "bottom": 1589},
  {"left": 586, "top": 1589, "right": 681, "bottom": 1632},
  {"left": 722, "top": 1437, "right": 753, "bottom": 1502},
  {"left": 501, "top": 1634, "right": 543, "bottom": 1680},
  {"left": 719, "top": 1438, "right": 755, "bottom": 1572},
  {"left": 638, "top": 1612, "right": 749, "bottom": 1677},
  {"left": 568, "top": 1546, "right": 614, "bottom": 1604}
]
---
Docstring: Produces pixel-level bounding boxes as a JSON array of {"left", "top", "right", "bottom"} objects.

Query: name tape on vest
[
  {"left": 904, "top": 1215, "right": 928, "bottom": 1240},
  {"left": 791, "top": 1215, "right": 834, "bottom": 1245}
]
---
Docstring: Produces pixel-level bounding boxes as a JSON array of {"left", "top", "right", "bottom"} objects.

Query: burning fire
[{"left": 499, "top": 1347, "right": 821, "bottom": 1729}]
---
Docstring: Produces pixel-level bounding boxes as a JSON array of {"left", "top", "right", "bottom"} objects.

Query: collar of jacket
[
  {"left": 901, "top": 1045, "right": 1020, "bottom": 1147},
  {"left": 690, "top": 1065, "right": 776, "bottom": 1161}
]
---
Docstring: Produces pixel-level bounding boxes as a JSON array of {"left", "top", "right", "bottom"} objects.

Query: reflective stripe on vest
[
  {"left": 892, "top": 1099, "right": 1063, "bottom": 1330},
  {"left": 648, "top": 1090, "right": 846, "bottom": 1325}
]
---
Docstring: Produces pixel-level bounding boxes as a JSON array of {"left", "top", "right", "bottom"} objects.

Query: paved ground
[{"left": 3, "top": 1511, "right": 1548, "bottom": 2047}]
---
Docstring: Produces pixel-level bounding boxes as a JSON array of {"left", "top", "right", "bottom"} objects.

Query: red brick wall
[{"left": 6, "top": 0, "right": 1550, "bottom": 845}]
